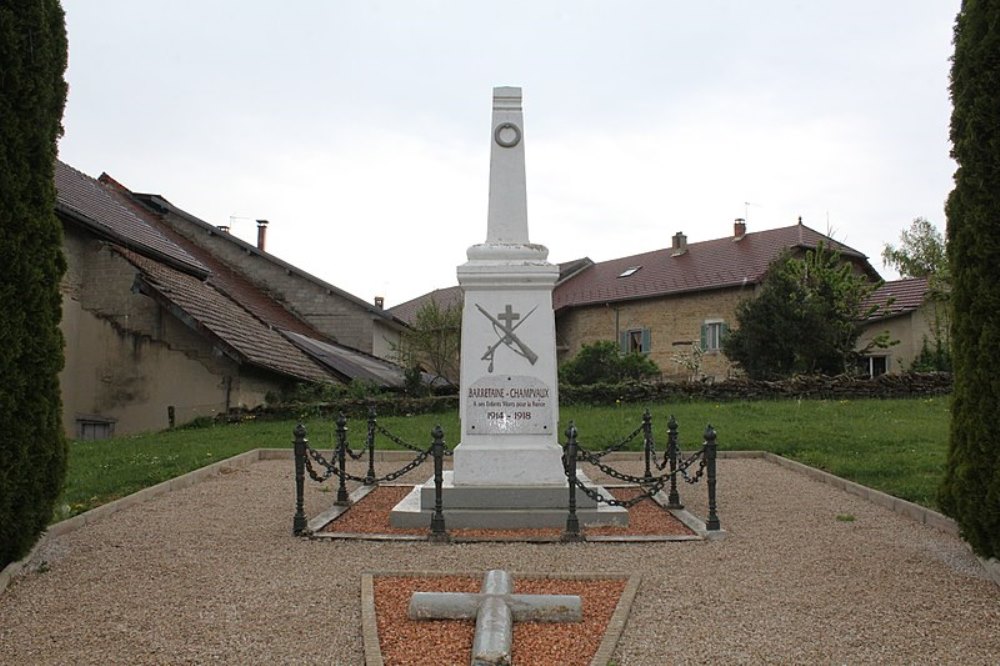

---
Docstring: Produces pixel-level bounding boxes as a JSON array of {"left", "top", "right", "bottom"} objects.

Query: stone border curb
[
  {"left": 360, "top": 574, "right": 383, "bottom": 666},
  {"left": 757, "top": 452, "right": 960, "bottom": 536},
  {"left": 360, "top": 570, "right": 640, "bottom": 666},
  {"left": 980, "top": 557, "right": 1000, "bottom": 587},
  {"left": 594, "top": 573, "right": 641, "bottom": 666},
  {"left": 305, "top": 483, "right": 377, "bottom": 535},
  {"left": 752, "top": 452, "right": 1000, "bottom": 589}
]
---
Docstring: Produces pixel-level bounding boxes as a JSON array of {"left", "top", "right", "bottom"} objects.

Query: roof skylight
[{"left": 618, "top": 266, "right": 642, "bottom": 278}]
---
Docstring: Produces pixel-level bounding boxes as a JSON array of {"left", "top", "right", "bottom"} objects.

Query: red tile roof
[
  {"left": 389, "top": 286, "right": 464, "bottom": 326},
  {"left": 98, "top": 174, "right": 325, "bottom": 341},
  {"left": 129, "top": 192, "right": 404, "bottom": 328},
  {"left": 552, "top": 224, "right": 877, "bottom": 311},
  {"left": 122, "top": 250, "right": 332, "bottom": 383},
  {"left": 389, "top": 259, "right": 596, "bottom": 326},
  {"left": 55, "top": 162, "right": 206, "bottom": 275},
  {"left": 863, "top": 277, "right": 929, "bottom": 320},
  {"left": 58, "top": 163, "right": 342, "bottom": 384}
]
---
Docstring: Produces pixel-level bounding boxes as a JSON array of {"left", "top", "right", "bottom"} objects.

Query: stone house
[
  {"left": 857, "top": 277, "right": 941, "bottom": 375},
  {"left": 56, "top": 161, "right": 409, "bottom": 438},
  {"left": 396, "top": 220, "right": 900, "bottom": 382},
  {"left": 551, "top": 220, "right": 884, "bottom": 380}
]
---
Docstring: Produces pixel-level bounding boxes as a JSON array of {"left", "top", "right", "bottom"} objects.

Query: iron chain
[
  {"left": 305, "top": 442, "right": 431, "bottom": 485},
  {"left": 568, "top": 475, "right": 667, "bottom": 508},
  {"left": 374, "top": 423, "right": 453, "bottom": 456},
  {"left": 679, "top": 456, "right": 708, "bottom": 484},
  {"left": 580, "top": 424, "right": 644, "bottom": 460},
  {"left": 573, "top": 443, "right": 706, "bottom": 486}
]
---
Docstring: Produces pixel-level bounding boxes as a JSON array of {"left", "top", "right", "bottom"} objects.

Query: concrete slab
[
  {"left": 416, "top": 471, "right": 599, "bottom": 510},
  {"left": 389, "top": 482, "right": 629, "bottom": 529}
]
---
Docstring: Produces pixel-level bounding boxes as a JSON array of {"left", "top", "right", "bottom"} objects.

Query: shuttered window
[
  {"left": 620, "top": 328, "right": 651, "bottom": 354},
  {"left": 700, "top": 321, "right": 729, "bottom": 351}
]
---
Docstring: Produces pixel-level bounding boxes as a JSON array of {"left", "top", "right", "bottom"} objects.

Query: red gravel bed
[
  {"left": 373, "top": 575, "right": 627, "bottom": 666},
  {"left": 321, "top": 485, "right": 695, "bottom": 538}
]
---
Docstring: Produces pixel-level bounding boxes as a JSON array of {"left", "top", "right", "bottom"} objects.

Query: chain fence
[{"left": 292, "top": 407, "right": 720, "bottom": 541}]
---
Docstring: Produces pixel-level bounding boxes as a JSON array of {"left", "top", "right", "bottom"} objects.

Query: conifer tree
[
  {"left": 939, "top": 0, "right": 1000, "bottom": 559},
  {"left": 0, "top": 0, "right": 69, "bottom": 568},
  {"left": 723, "top": 246, "right": 884, "bottom": 380}
]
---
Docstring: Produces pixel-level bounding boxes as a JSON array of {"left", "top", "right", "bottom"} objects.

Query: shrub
[
  {"left": 724, "top": 245, "right": 886, "bottom": 379},
  {"left": 559, "top": 341, "right": 660, "bottom": 386},
  {"left": 910, "top": 336, "right": 952, "bottom": 373}
]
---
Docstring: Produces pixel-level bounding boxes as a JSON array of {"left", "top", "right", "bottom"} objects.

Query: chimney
[
  {"left": 256, "top": 219, "right": 269, "bottom": 251},
  {"left": 671, "top": 231, "right": 687, "bottom": 255},
  {"left": 734, "top": 218, "right": 747, "bottom": 239},
  {"left": 374, "top": 296, "right": 385, "bottom": 309}
]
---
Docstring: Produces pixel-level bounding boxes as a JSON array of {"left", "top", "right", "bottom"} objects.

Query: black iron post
[
  {"left": 365, "top": 406, "right": 377, "bottom": 485},
  {"left": 429, "top": 425, "right": 449, "bottom": 542},
  {"left": 293, "top": 423, "right": 307, "bottom": 535},
  {"left": 642, "top": 409, "right": 654, "bottom": 483},
  {"left": 335, "top": 412, "right": 350, "bottom": 505},
  {"left": 562, "top": 422, "right": 584, "bottom": 542},
  {"left": 666, "top": 414, "right": 683, "bottom": 509},
  {"left": 704, "top": 424, "right": 720, "bottom": 531}
]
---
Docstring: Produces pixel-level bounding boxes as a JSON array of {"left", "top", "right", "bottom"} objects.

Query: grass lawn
[{"left": 57, "top": 396, "right": 950, "bottom": 521}]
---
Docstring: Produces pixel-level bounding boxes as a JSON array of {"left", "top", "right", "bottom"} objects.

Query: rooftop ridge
[{"left": 131, "top": 192, "right": 404, "bottom": 327}]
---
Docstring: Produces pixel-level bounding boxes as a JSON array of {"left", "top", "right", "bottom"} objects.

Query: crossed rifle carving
[{"left": 477, "top": 304, "right": 538, "bottom": 373}]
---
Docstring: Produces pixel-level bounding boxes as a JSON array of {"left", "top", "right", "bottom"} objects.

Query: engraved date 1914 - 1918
[{"left": 486, "top": 411, "right": 531, "bottom": 421}]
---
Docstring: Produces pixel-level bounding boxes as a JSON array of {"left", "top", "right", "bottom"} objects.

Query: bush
[
  {"left": 559, "top": 341, "right": 660, "bottom": 386},
  {"left": 724, "top": 246, "right": 885, "bottom": 379},
  {"left": 910, "top": 336, "right": 952, "bottom": 373}
]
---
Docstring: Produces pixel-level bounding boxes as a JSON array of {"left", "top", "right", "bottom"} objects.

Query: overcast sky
[{"left": 58, "top": 1, "right": 960, "bottom": 307}]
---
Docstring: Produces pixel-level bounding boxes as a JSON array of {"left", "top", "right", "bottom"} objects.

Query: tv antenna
[{"left": 744, "top": 201, "right": 762, "bottom": 221}]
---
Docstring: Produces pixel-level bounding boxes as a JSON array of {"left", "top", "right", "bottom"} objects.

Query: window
[
  {"left": 620, "top": 328, "right": 651, "bottom": 354},
  {"left": 76, "top": 417, "right": 115, "bottom": 441},
  {"left": 859, "top": 355, "right": 889, "bottom": 378},
  {"left": 618, "top": 266, "right": 642, "bottom": 278},
  {"left": 701, "top": 321, "right": 729, "bottom": 352}
]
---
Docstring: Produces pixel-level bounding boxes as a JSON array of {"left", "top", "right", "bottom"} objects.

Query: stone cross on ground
[{"left": 408, "top": 569, "right": 582, "bottom": 666}]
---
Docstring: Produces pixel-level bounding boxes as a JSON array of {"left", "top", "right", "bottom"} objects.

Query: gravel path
[{"left": 1, "top": 458, "right": 997, "bottom": 665}]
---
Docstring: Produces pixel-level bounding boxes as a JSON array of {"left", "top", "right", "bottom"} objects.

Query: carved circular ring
[{"left": 494, "top": 122, "right": 521, "bottom": 148}]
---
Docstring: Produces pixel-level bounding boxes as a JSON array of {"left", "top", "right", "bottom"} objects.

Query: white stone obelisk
[
  {"left": 388, "top": 87, "right": 626, "bottom": 529},
  {"left": 452, "top": 87, "right": 564, "bottom": 486}
]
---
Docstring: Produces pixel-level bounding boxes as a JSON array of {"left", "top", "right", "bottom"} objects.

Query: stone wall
[
  {"left": 59, "top": 226, "right": 285, "bottom": 436},
  {"left": 252, "top": 372, "right": 952, "bottom": 425},
  {"left": 559, "top": 372, "right": 953, "bottom": 405},
  {"left": 556, "top": 286, "right": 753, "bottom": 380}
]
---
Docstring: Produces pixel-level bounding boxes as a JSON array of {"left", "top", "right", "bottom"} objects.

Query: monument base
[
  {"left": 452, "top": 440, "right": 566, "bottom": 485},
  {"left": 389, "top": 471, "right": 629, "bottom": 529}
]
